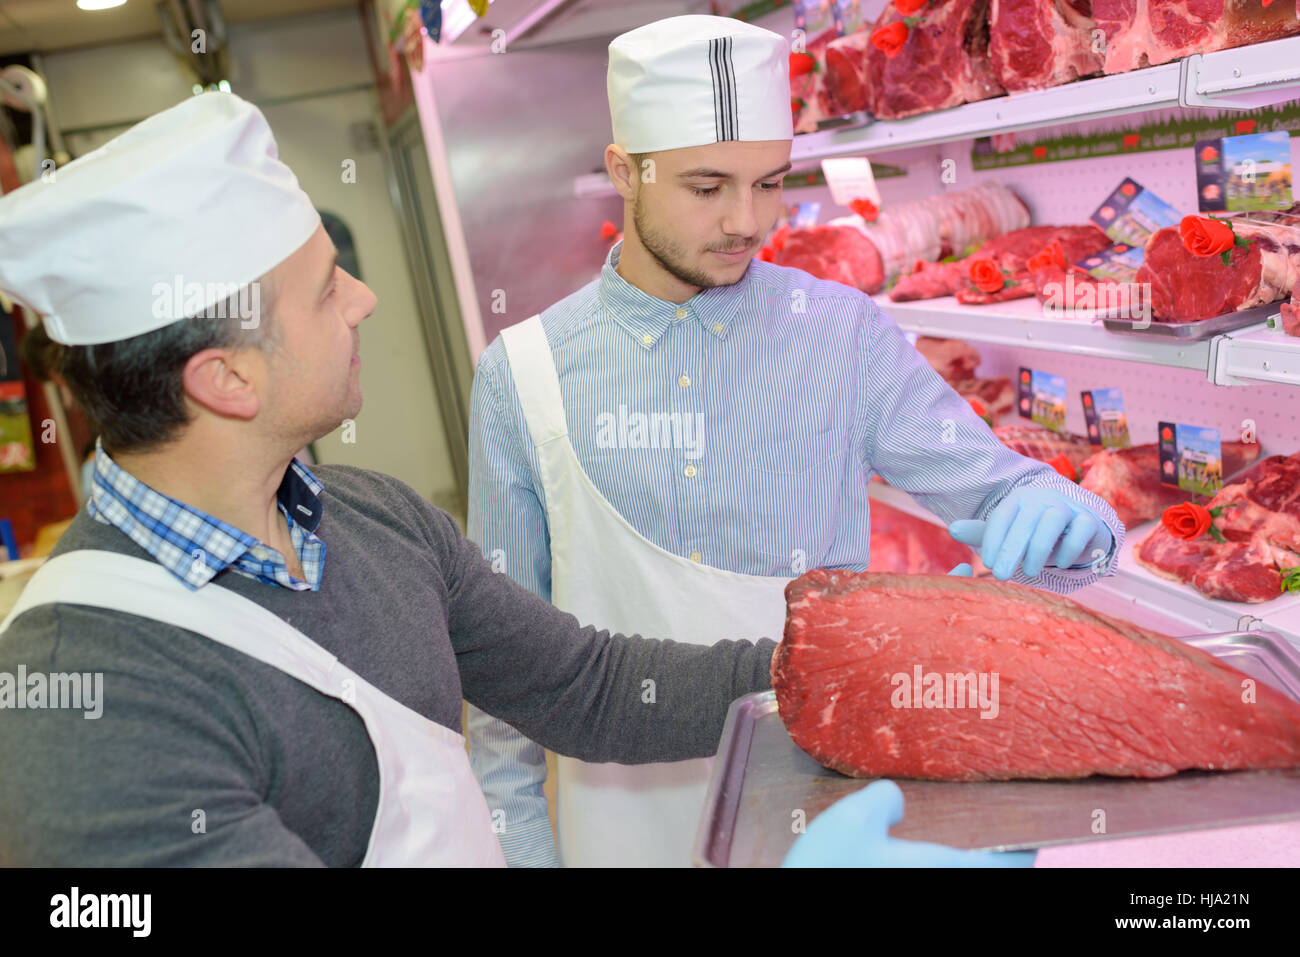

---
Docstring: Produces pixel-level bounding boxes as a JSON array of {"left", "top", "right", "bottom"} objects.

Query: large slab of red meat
[
  {"left": 1134, "top": 452, "right": 1300, "bottom": 602},
  {"left": 890, "top": 224, "right": 1110, "bottom": 301},
  {"left": 1093, "top": 0, "right": 1300, "bottom": 74},
  {"left": 990, "top": 0, "right": 1104, "bottom": 92},
  {"left": 867, "top": 501, "right": 981, "bottom": 575},
  {"left": 773, "top": 569, "right": 1300, "bottom": 780},
  {"left": 774, "top": 224, "right": 885, "bottom": 294},
  {"left": 823, "top": 29, "right": 872, "bottom": 114},
  {"left": 1079, "top": 440, "right": 1262, "bottom": 528},
  {"left": 864, "top": 0, "right": 1004, "bottom": 120},
  {"left": 1137, "top": 210, "right": 1300, "bottom": 321}
]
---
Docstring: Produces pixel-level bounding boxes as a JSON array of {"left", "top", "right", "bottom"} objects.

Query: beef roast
[
  {"left": 1079, "top": 440, "right": 1262, "bottom": 528},
  {"left": 774, "top": 224, "right": 885, "bottom": 293},
  {"left": 1138, "top": 214, "right": 1300, "bottom": 321},
  {"left": 772, "top": 569, "right": 1300, "bottom": 780},
  {"left": 1135, "top": 453, "right": 1300, "bottom": 602},
  {"left": 990, "top": 0, "right": 1104, "bottom": 91},
  {"left": 865, "top": 0, "right": 1004, "bottom": 120},
  {"left": 823, "top": 29, "right": 872, "bottom": 115},
  {"left": 1093, "top": 0, "right": 1300, "bottom": 74}
]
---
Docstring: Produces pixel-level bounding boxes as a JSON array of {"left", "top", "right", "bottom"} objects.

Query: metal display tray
[
  {"left": 1102, "top": 302, "right": 1276, "bottom": 339},
  {"left": 694, "top": 630, "right": 1300, "bottom": 867}
]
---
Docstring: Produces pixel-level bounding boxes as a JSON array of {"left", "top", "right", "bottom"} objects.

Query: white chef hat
[
  {"left": 0, "top": 91, "right": 320, "bottom": 345},
  {"left": 608, "top": 14, "right": 793, "bottom": 154}
]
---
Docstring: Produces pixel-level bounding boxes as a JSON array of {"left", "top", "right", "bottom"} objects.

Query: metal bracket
[
  {"left": 1180, "top": 52, "right": 1300, "bottom": 111},
  {"left": 1236, "top": 615, "right": 1266, "bottom": 632}
]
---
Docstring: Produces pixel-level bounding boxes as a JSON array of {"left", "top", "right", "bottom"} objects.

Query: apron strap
[
  {"left": 1, "top": 550, "right": 341, "bottom": 695},
  {"left": 500, "top": 314, "right": 569, "bottom": 448}
]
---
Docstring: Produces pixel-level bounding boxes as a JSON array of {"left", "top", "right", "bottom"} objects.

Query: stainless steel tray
[
  {"left": 694, "top": 630, "right": 1300, "bottom": 867},
  {"left": 1102, "top": 301, "right": 1276, "bottom": 339}
]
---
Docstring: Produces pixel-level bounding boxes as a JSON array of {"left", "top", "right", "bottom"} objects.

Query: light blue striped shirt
[{"left": 466, "top": 240, "right": 1124, "bottom": 867}]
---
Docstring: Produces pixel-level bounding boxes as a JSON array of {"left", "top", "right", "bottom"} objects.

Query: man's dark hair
[{"left": 46, "top": 280, "right": 279, "bottom": 456}]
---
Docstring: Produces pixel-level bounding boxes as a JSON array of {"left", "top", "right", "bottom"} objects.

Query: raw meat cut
[
  {"left": 891, "top": 260, "right": 967, "bottom": 302},
  {"left": 1135, "top": 452, "right": 1300, "bottom": 603},
  {"left": 791, "top": 28, "right": 842, "bottom": 134},
  {"left": 954, "top": 376, "right": 1015, "bottom": 416},
  {"left": 867, "top": 501, "right": 981, "bottom": 575},
  {"left": 1093, "top": 0, "right": 1300, "bottom": 75},
  {"left": 891, "top": 224, "right": 1110, "bottom": 301},
  {"left": 990, "top": 0, "right": 1104, "bottom": 91},
  {"left": 1282, "top": 293, "right": 1300, "bottom": 336},
  {"left": 912, "top": 337, "right": 1014, "bottom": 417},
  {"left": 772, "top": 569, "right": 1300, "bottom": 780},
  {"left": 994, "top": 423, "right": 1097, "bottom": 470},
  {"left": 954, "top": 277, "right": 1036, "bottom": 304},
  {"left": 915, "top": 336, "right": 981, "bottom": 383},
  {"left": 823, "top": 29, "right": 872, "bottom": 114},
  {"left": 1079, "top": 440, "right": 1262, "bottom": 528},
  {"left": 852, "top": 182, "right": 1031, "bottom": 285},
  {"left": 1138, "top": 210, "right": 1300, "bottom": 321},
  {"left": 1030, "top": 263, "right": 1150, "bottom": 318},
  {"left": 865, "top": 0, "right": 1004, "bottom": 120},
  {"left": 769, "top": 183, "right": 1029, "bottom": 291},
  {"left": 774, "top": 224, "right": 885, "bottom": 293}
]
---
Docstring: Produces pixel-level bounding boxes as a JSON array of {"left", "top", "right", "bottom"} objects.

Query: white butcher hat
[
  {"left": 0, "top": 91, "right": 320, "bottom": 345},
  {"left": 608, "top": 14, "right": 793, "bottom": 153}
]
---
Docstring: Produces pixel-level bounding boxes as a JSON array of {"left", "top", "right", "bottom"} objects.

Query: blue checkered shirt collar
[
  {"left": 598, "top": 239, "right": 752, "bottom": 349},
  {"left": 84, "top": 436, "right": 327, "bottom": 592}
]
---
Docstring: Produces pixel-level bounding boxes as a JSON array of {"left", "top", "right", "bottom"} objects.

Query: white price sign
[{"left": 821, "top": 157, "right": 880, "bottom": 208}]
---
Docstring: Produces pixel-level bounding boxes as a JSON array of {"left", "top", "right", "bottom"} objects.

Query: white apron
[
  {"left": 0, "top": 549, "right": 505, "bottom": 867},
  {"left": 500, "top": 315, "right": 790, "bottom": 867}
]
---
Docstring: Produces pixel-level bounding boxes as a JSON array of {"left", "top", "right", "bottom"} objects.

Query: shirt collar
[
  {"left": 597, "top": 239, "right": 753, "bottom": 350},
  {"left": 86, "top": 436, "right": 325, "bottom": 589}
]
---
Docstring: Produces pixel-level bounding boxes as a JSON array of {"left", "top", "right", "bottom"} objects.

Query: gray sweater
[{"left": 0, "top": 464, "right": 776, "bottom": 866}]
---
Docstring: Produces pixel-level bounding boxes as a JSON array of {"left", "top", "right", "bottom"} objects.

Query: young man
[
  {"left": 467, "top": 15, "right": 1124, "bottom": 867},
  {"left": 0, "top": 92, "right": 774, "bottom": 866}
]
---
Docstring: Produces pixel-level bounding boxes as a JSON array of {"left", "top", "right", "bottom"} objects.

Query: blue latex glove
[
  {"left": 947, "top": 562, "right": 973, "bottom": 577},
  {"left": 948, "top": 487, "right": 1113, "bottom": 581},
  {"left": 783, "top": 780, "right": 1037, "bottom": 868}
]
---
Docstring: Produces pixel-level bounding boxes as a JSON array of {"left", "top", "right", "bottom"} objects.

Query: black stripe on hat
[{"left": 708, "top": 36, "right": 739, "bottom": 142}]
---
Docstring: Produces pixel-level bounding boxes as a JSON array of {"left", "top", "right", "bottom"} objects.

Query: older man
[{"left": 0, "top": 92, "right": 773, "bottom": 866}]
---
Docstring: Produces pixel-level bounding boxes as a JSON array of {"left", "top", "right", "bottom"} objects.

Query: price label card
[
  {"left": 1082, "top": 389, "right": 1130, "bottom": 449},
  {"left": 1195, "top": 131, "right": 1293, "bottom": 213},
  {"left": 821, "top": 157, "right": 879, "bottom": 208},
  {"left": 1018, "top": 368, "right": 1067, "bottom": 434},
  {"left": 1158, "top": 422, "right": 1224, "bottom": 495}
]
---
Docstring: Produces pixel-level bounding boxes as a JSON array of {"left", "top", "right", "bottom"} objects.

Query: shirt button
[
  {"left": 642, "top": 334, "right": 653, "bottom": 346},
  {"left": 684, "top": 464, "right": 697, "bottom": 478},
  {"left": 689, "top": 551, "right": 702, "bottom": 563},
  {"left": 675, "top": 307, "right": 687, "bottom": 320},
  {"left": 679, "top": 374, "right": 691, "bottom": 388},
  {"left": 713, "top": 323, "right": 723, "bottom": 333}
]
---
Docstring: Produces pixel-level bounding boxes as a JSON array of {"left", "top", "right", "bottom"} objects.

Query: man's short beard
[{"left": 633, "top": 190, "right": 740, "bottom": 290}]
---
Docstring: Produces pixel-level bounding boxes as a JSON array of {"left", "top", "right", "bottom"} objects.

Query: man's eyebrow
[
  {"left": 318, "top": 249, "right": 339, "bottom": 299},
  {"left": 676, "top": 162, "right": 793, "bottom": 181}
]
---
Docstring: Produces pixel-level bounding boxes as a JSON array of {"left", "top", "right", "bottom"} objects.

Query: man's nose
[{"left": 721, "top": 190, "right": 758, "bottom": 237}]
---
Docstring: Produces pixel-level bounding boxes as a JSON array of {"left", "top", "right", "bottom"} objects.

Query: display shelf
[
  {"left": 875, "top": 293, "right": 1213, "bottom": 371},
  {"left": 792, "top": 36, "right": 1300, "bottom": 162},
  {"left": 865, "top": 482, "right": 1300, "bottom": 648},
  {"left": 1211, "top": 319, "right": 1300, "bottom": 387}
]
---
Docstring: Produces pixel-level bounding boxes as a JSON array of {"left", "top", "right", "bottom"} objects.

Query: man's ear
[
  {"left": 605, "top": 144, "right": 638, "bottom": 202},
  {"left": 182, "top": 347, "right": 261, "bottom": 421}
]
